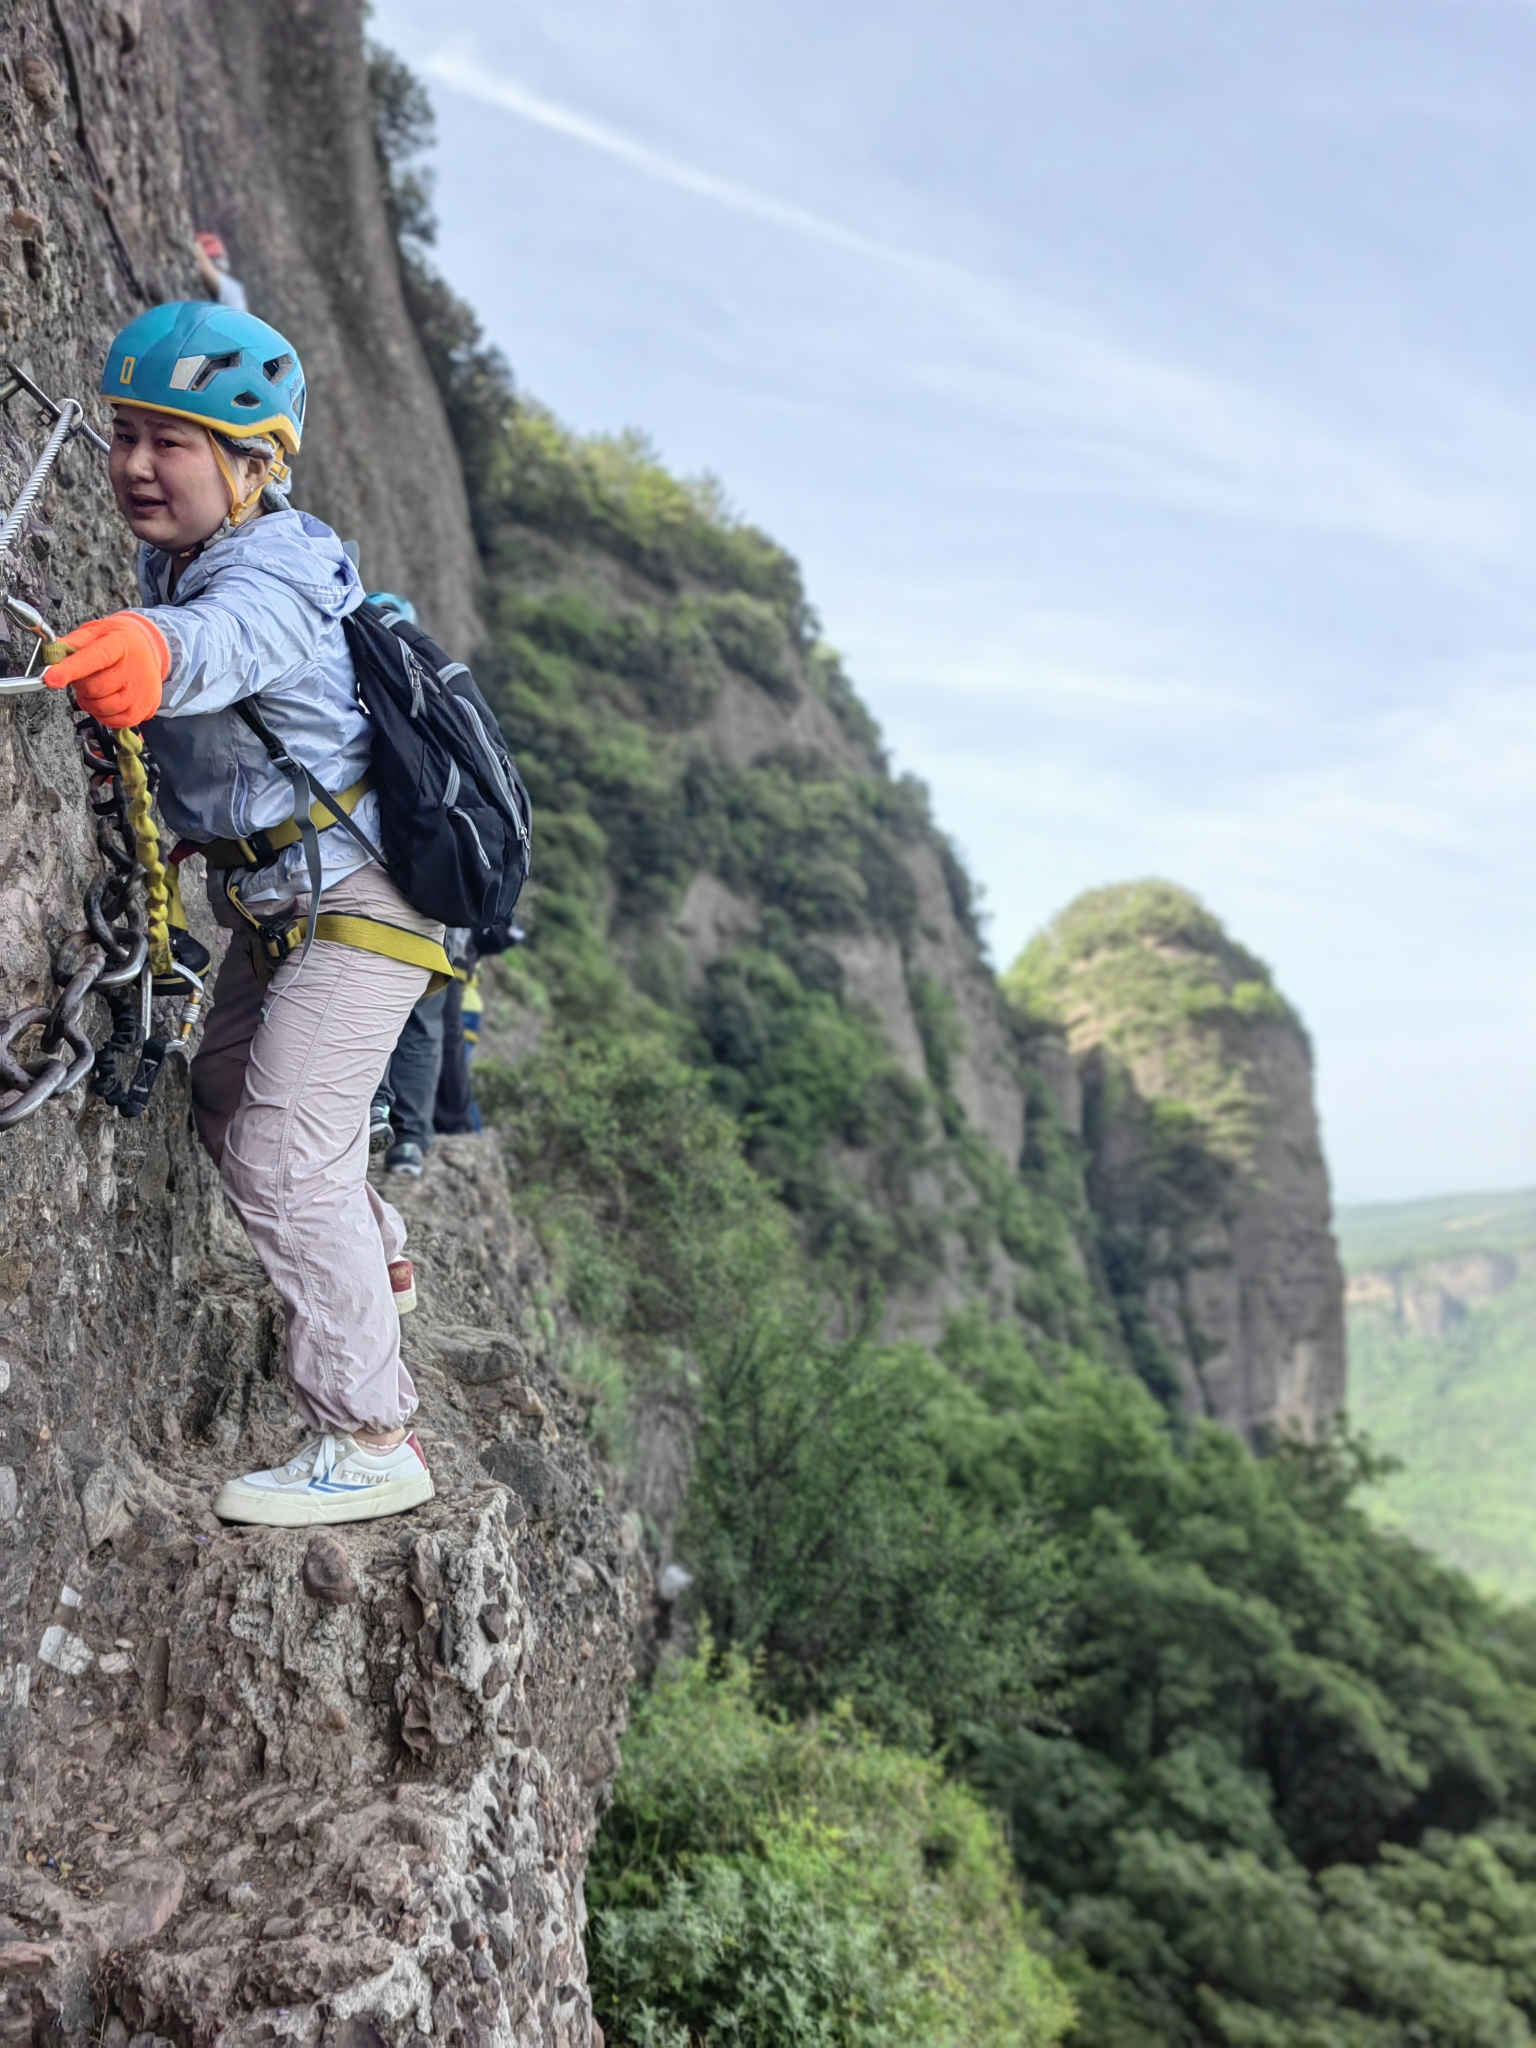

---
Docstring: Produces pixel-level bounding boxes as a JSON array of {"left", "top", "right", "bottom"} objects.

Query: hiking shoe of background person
[
  {"left": 368, "top": 1096, "right": 393, "bottom": 1152},
  {"left": 210, "top": 1431, "right": 434, "bottom": 1527},
  {"left": 385, "top": 1139, "right": 424, "bottom": 1177},
  {"left": 388, "top": 1257, "right": 418, "bottom": 1315}
]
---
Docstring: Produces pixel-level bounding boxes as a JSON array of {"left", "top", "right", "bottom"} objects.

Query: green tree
[{"left": 589, "top": 1649, "right": 1074, "bottom": 2048}]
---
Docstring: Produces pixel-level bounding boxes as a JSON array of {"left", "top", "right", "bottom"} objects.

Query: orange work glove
[{"left": 45, "top": 611, "right": 171, "bottom": 728}]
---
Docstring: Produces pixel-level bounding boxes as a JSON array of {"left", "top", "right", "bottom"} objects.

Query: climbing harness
[
  {"left": 0, "top": 365, "right": 207, "bottom": 1131},
  {"left": 215, "top": 694, "right": 452, "bottom": 994}
]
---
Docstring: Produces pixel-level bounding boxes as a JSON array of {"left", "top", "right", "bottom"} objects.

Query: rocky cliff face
[
  {"left": 1, "top": 1136, "right": 637, "bottom": 2048},
  {"left": 167, "top": 0, "right": 481, "bottom": 649},
  {"left": 671, "top": 660, "right": 1030, "bottom": 1341},
  {"left": 1348, "top": 1251, "right": 1528, "bottom": 1341},
  {"left": 464, "top": 412, "right": 1347, "bottom": 1417},
  {"left": 473, "top": 460, "right": 1037, "bottom": 1350},
  {"left": 0, "top": 4, "right": 626, "bottom": 2042},
  {"left": 471, "top": 455, "right": 1348, "bottom": 1429},
  {"left": 1004, "top": 880, "right": 1346, "bottom": 1442}
]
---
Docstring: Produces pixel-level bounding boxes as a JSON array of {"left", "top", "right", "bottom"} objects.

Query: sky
[{"left": 371, "top": 0, "right": 1536, "bottom": 1205}]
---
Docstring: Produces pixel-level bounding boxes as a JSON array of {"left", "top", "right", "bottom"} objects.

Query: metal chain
[
  {"left": 0, "top": 707, "right": 156, "bottom": 1129},
  {"left": 0, "top": 366, "right": 200, "bottom": 1133}
]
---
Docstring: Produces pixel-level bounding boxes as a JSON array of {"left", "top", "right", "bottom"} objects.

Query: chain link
[
  {"left": 0, "top": 706, "right": 158, "bottom": 1130},
  {"left": 0, "top": 369, "right": 209, "bottom": 1134}
]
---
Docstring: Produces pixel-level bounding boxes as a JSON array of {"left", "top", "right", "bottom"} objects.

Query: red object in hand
[{"left": 44, "top": 611, "right": 171, "bottom": 728}]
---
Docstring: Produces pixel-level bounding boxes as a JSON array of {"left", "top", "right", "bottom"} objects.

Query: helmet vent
[
  {"left": 232, "top": 390, "right": 262, "bottom": 409},
  {"left": 262, "top": 353, "right": 295, "bottom": 383},
  {"left": 188, "top": 350, "right": 240, "bottom": 392}
]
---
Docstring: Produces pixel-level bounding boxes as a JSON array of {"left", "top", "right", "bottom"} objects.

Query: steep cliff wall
[
  {"left": 0, "top": 3, "right": 1349, "bottom": 2031},
  {"left": 0, "top": 5, "right": 622, "bottom": 2043},
  {"left": 167, "top": 0, "right": 481, "bottom": 649},
  {"left": 1004, "top": 880, "right": 1346, "bottom": 1441},
  {"left": 455, "top": 408, "right": 1346, "bottom": 1418},
  {"left": 463, "top": 429, "right": 1041, "bottom": 1350}
]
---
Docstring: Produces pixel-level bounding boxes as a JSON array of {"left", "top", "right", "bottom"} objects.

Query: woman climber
[{"left": 42, "top": 300, "right": 445, "bottom": 1528}]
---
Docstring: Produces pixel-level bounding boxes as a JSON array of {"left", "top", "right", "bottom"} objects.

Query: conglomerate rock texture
[
  {"left": 0, "top": 1134, "right": 638, "bottom": 2048},
  {"left": 0, "top": 4, "right": 629, "bottom": 2043},
  {"left": 167, "top": 0, "right": 481, "bottom": 649}
]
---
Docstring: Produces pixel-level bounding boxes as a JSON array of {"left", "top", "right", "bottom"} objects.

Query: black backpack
[{"left": 237, "top": 602, "right": 531, "bottom": 935}]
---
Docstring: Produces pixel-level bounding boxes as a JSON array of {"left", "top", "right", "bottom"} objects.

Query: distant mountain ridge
[
  {"left": 1339, "top": 1188, "right": 1536, "bottom": 1596},
  {"left": 1338, "top": 1186, "right": 1536, "bottom": 1266}
]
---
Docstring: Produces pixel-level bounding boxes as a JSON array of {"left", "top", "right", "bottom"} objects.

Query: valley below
[{"left": 1341, "top": 1188, "right": 1536, "bottom": 1599}]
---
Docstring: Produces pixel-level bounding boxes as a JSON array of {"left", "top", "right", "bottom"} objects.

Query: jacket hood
[{"left": 140, "top": 508, "right": 361, "bottom": 619}]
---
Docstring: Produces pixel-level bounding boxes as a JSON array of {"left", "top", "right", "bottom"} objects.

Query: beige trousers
[{"left": 191, "top": 863, "right": 443, "bottom": 1436}]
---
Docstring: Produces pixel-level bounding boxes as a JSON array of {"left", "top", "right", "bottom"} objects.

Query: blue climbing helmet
[
  {"left": 366, "top": 590, "right": 419, "bottom": 625},
  {"left": 101, "top": 300, "right": 306, "bottom": 455}
]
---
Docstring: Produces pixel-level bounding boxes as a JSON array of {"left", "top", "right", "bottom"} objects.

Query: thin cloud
[
  {"left": 423, "top": 46, "right": 1534, "bottom": 569},
  {"left": 423, "top": 51, "right": 899, "bottom": 264}
]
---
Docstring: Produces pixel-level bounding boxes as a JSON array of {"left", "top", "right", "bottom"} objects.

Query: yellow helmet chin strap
[{"left": 209, "top": 430, "right": 288, "bottom": 529}]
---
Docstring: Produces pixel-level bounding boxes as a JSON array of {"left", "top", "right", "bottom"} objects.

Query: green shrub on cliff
[
  {"left": 588, "top": 1647, "right": 1074, "bottom": 2048},
  {"left": 484, "top": 1034, "right": 795, "bottom": 1346},
  {"left": 487, "top": 1034, "right": 1060, "bottom": 1743},
  {"left": 462, "top": 405, "right": 1536, "bottom": 2041},
  {"left": 950, "top": 1329, "right": 1536, "bottom": 2041},
  {"left": 461, "top": 408, "right": 1536, "bottom": 2041}
]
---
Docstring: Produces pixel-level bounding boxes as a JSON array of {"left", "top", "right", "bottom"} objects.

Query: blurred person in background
[
  {"left": 194, "top": 231, "right": 248, "bottom": 311},
  {"left": 361, "top": 591, "right": 523, "bottom": 1173},
  {"left": 375, "top": 918, "right": 523, "bottom": 1171}
]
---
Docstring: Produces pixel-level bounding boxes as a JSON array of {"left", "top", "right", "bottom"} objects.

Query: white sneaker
[{"left": 210, "top": 1431, "right": 435, "bottom": 1527}]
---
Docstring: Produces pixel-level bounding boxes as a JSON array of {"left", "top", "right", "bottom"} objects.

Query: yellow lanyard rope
[{"left": 114, "top": 727, "right": 173, "bottom": 979}]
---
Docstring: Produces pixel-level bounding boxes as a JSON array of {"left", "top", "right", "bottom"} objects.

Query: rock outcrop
[
  {"left": 0, "top": 3, "right": 625, "bottom": 2041},
  {"left": 471, "top": 429, "right": 1345, "bottom": 1416},
  {"left": 481, "top": 510, "right": 1033, "bottom": 1349},
  {"left": 1004, "top": 881, "right": 1346, "bottom": 1441},
  {"left": 1348, "top": 1250, "right": 1530, "bottom": 1341},
  {"left": 0, "top": 1135, "right": 636, "bottom": 2047}
]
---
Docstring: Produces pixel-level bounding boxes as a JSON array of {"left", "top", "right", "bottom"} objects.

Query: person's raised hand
[{"left": 45, "top": 611, "right": 170, "bottom": 728}]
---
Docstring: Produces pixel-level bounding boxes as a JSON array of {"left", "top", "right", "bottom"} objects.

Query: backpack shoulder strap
[{"left": 234, "top": 696, "right": 385, "bottom": 962}]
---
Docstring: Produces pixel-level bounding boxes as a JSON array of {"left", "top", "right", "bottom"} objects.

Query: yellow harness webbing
[
  {"left": 201, "top": 774, "right": 374, "bottom": 870},
  {"left": 233, "top": 884, "right": 452, "bottom": 996},
  {"left": 306, "top": 915, "right": 453, "bottom": 991}
]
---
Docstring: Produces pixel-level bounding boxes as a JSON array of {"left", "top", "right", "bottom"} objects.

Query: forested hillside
[
  {"left": 372, "top": 45, "right": 1536, "bottom": 2048},
  {"left": 1341, "top": 1189, "right": 1536, "bottom": 1599}
]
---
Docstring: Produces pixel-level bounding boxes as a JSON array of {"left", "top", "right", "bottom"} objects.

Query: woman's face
[{"left": 107, "top": 408, "right": 268, "bottom": 552}]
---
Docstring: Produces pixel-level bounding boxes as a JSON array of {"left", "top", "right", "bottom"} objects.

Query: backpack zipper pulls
[{"left": 401, "top": 643, "right": 427, "bottom": 719}]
